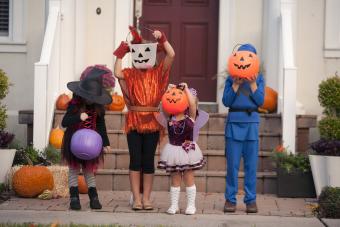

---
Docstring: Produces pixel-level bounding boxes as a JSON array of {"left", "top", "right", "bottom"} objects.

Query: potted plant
[
  {"left": 0, "top": 69, "right": 15, "bottom": 184},
  {"left": 309, "top": 74, "right": 340, "bottom": 196},
  {"left": 272, "top": 145, "right": 316, "bottom": 197},
  {"left": 315, "top": 186, "right": 340, "bottom": 218}
]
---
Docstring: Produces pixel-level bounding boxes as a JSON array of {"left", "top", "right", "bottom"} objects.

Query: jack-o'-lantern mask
[
  {"left": 161, "top": 87, "right": 189, "bottom": 115},
  {"left": 227, "top": 47, "right": 260, "bottom": 79},
  {"left": 130, "top": 43, "right": 157, "bottom": 69}
]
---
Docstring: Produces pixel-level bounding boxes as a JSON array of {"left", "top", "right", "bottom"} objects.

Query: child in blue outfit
[{"left": 222, "top": 44, "right": 265, "bottom": 213}]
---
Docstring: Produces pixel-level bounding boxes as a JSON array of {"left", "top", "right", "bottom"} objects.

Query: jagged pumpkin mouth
[
  {"left": 233, "top": 63, "right": 251, "bottom": 70},
  {"left": 166, "top": 98, "right": 181, "bottom": 104},
  {"left": 134, "top": 59, "right": 149, "bottom": 63}
]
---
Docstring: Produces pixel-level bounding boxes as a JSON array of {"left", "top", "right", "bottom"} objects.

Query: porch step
[
  {"left": 105, "top": 129, "right": 281, "bottom": 152},
  {"left": 100, "top": 148, "right": 276, "bottom": 172},
  {"left": 95, "top": 169, "right": 277, "bottom": 194}
]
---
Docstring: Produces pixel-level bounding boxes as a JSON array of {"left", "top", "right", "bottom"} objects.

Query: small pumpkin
[
  {"left": 106, "top": 92, "right": 125, "bottom": 111},
  {"left": 49, "top": 126, "right": 64, "bottom": 149},
  {"left": 78, "top": 175, "right": 88, "bottom": 194},
  {"left": 56, "top": 94, "right": 70, "bottom": 110},
  {"left": 12, "top": 166, "right": 54, "bottom": 198},
  {"left": 161, "top": 87, "right": 189, "bottom": 115},
  {"left": 260, "top": 86, "right": 278, "bottom": 113},
  {"left": 227, "top": 50, "right": 260, "bottom": 79}
]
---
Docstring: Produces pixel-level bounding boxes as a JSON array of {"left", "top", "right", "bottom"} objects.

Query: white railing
[
  {"left": 279, "top": 3, "right": 297, "bottom": 153},
  {"left": 33, "top": 2, "right": 61, "bottom": 150}
]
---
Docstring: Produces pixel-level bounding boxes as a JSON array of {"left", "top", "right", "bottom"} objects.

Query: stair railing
[{"left": 33, "top": 1, "right": 61, "bottom": 150}]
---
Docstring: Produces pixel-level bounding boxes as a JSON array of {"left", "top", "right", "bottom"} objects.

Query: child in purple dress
[{"left": 157, "top": 83, "right": 207, "bottom": 215}]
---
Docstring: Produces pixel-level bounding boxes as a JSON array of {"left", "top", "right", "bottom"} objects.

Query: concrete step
[
  {"left": 54, "top": 111, "right": 289, "bottom": 134},
  {"left": 100, "top": 149, "right": 276, "bottom": 172},
  {"left": 105, "top": 129, "right": 281, "bottom": 152},
  {"left": 95, "top": 169, "right": 277, "bottom": 194}
]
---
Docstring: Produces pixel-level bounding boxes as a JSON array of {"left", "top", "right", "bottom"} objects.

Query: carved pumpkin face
[
  {"left": 130, "top": 43, "right": 157, "bottom": 69},
  {"left": 106, "top": 92, "right": 125, "bottom": 111},
  {"left": 161, "top": 87, "right": 189, "bottom": 115},
  {"left": 227, "top": 50, "right": 260, "bottom": 79}
]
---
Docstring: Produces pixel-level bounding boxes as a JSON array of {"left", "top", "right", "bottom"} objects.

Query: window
[{"left": 0, "top": 0, "right": 9, "bottom": 37}]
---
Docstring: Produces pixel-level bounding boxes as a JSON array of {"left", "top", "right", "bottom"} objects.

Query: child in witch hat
[{"left": 61, "top": 67, "right": 113, "bottom": 210}]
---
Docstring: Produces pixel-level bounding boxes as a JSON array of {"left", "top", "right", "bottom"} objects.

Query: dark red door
[{"left": 139, "top": 0, "right": 219, "bottom": 102}]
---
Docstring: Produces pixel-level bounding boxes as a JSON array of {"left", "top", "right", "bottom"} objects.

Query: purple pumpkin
[{"left": 70, "top": 129, "right": 103, "bottom": 160}]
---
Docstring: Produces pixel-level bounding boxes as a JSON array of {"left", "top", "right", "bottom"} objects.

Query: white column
[
  {"left": 74, "top": 0, "right": 86, "bottom": 80},
  {"left": 261, "top": 0, "right": 280, "bottom": 91},
  {"left": 281, "top": 0, "right": 297, "bottom": 153},
  {"left": 217, "top": 0, "right": 235, "bottom": 113}
]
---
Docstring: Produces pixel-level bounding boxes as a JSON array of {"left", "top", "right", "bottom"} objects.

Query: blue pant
[{"left": 225, "top": 138, "right": 258, "bottom": 204}]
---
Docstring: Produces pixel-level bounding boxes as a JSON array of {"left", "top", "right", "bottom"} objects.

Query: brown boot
[
  {"left": 224, "top": 200, "right": 236, "bottom": 213},
  {"left": 246, "top": 202, "right": 258, "bottom": 213}
]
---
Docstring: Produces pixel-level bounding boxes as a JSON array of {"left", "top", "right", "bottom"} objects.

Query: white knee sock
[
  {"left": 167, "top": 186, "right": 180, "bottom": 215},
  {"left": 185, "top": 185, "right": 196, "bottom": 215}
]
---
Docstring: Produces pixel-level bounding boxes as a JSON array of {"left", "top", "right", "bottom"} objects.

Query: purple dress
[{"left": 157, "top": 116, "right": 206, "bottom": 173}]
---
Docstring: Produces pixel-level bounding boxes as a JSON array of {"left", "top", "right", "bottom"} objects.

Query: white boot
[
  {"left": 167, "top": 186, "right": 180, "bottom": 214},
  {"left": 185, "top": 185, "right": 196, "bottom": 215}
]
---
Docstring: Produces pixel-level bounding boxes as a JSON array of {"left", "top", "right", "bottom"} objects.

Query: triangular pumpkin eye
[
  {"left": 132, "top": 48, "right": 135, "bottom": 53},
  {"left": 249, "top": 54, "right": 253, "bottom": 58},
  {"left": 145, "top": 47, "right": 151, "bottom": 52},
  {"left": 233, "top": 53, "right": 237, "bottom": 57}
]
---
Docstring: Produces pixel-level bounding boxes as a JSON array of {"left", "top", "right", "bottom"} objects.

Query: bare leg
[
  {"left": 130, "top": 170, "right": 142, "bottom": 207},
  {"left": 183, "top": 170, "right": 195, "bottom": 187},
  {"left": 171, "top": 172, "right": 182, "bottom": 187},
  {"left": 142, "top": 173, "right": 154, "bottom": 204}
]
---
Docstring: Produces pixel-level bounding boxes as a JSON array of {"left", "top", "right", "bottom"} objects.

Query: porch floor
[{"left": 0, "top": 191, "right": 316, "bottom": 217}]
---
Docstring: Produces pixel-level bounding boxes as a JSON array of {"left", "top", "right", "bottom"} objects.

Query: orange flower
[{"left": 275, "top": 145, "right": 285, "bottom": 153}]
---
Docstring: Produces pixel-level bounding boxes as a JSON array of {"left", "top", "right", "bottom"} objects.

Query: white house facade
[{"left": 0, "top": 0, "right": 339, "bottom": 150}]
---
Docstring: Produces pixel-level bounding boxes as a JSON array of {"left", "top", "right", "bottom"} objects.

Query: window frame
[{"left": 0, "top": 0, "right": 26, "bottom": 53}]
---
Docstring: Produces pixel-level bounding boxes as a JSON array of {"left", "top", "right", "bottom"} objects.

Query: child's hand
[
  {"left": 80, "top": 112, "right": 89, "bottom": 121},
  {"left": 153, "top": 30, "right": 167, "bottom": 43},
  {"left": 103, "top": 146, "right": 111, "bottom": 153},
  {"left": 233, "top": 77, "right": 244, "bottom": 85},
  {"left": 113, "top": 41, "right": 130, "bottom": 59},
  {"left": 245, "top": 75, "right": 257, "bottom": 84},
  {"left": 167, "top": 83, "right": 176, "bottom": 90},
  {"left": 179, "top": 82, "right": 188, "bottom": 89}
]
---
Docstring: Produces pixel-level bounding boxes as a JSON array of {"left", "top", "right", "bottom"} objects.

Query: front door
[{"left": 139, "top": 0, "right": 219, "bottom": 102}]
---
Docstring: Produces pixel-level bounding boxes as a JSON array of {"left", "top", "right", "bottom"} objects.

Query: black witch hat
[{"left": 67, "top": 68, "right": 112, "bottom": 105}]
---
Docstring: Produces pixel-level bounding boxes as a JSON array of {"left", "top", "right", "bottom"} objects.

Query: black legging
[{"left": 127, "top": 130, "right": 160, "bottom": 174}]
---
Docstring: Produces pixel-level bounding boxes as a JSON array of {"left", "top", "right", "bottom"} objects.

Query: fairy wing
[
  {"left": 193, "top": 109, "right": 209, "bottom": 141},
  {"left": 154, "top": 111, "right": 168, "bottom": 128}
]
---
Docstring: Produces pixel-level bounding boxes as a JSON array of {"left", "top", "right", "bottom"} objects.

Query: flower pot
[
  {"left": 277, "top": 167, "right": 316, "bottom": 198},
  {"left": 309, "top": 154, "right": 327, "bottom": 196},
  {"left": 0, "top": 149, "right": 16, "bottom": 184},
  {"left": 326, "top": 156, "right": 340, "bottom": 187}
]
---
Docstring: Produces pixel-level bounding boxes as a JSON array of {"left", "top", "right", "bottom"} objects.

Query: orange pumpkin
[
  {"left": 12, "top": 166, "right": 54, "bottom": 198},
  {"left": 161, "top": 87, "right": 189, "bottom": 115},
  {"left": 78, "top": 175, "right": 88, "bottom": 194},
  {"left": 56, "top": 94, "right": 70, "bottom": 110},
  {"left": 227, "top": 51, "right": 260, "bottom": 79},
  {"left": 260, "top": 86, "right": 278, "bottom": 113},
  {"left": 106, "top": 92, "right": 125, "bottom": 111},
  {"left": 49, "top": 126, "right": 64, "bottom": 149}
]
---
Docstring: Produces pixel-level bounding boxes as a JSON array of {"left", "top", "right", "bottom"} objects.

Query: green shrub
[
  {"left": 318, "top": 75, "right": 340, "bottom": 116},
  {"left": 42, "top": 145, "right": 61, "bottom": 164},
  {"left": 317, "top": 186, "right": 340, "bottom": 218},
  {"left": 272, "top": 146, "right": 311, "bottom": 173},
  {"left": 0, "top": 69, "right": 10, "bottom": 100},
  {"left": 319, "top": 116, "right": 340, "bottom": 140}
]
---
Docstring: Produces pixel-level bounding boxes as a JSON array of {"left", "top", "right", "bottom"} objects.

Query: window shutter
[{"left": 0, "top": 0, "right": 9, "bottom": 36}]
